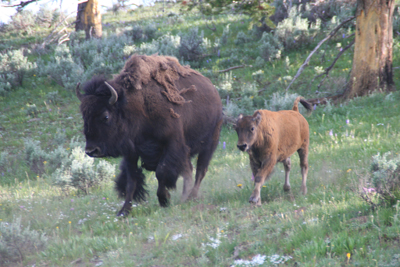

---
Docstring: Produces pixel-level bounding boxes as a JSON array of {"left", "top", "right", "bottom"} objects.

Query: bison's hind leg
[
  {"left": 180, "top": 161, "right": 194, "bottom": 203},
  {"left": 189, "top": 119, "right": 222, "bottom": 200},
  {"left": 298, "top": 147, "right": 309, "bottom": 195},
  {"left": 282, "top": 157, "right": 291, "bottom": 192}
]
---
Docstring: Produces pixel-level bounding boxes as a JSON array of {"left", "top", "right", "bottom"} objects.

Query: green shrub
[
  {"left": 0, "top": 49, "right": 36, "bottom": 94},
  {"left": 6, "top": 10, "right": 35, "bottom": 32},
  {"left": 53, "top": 147, "right": 115, "bottom": 194},
  {"left": 0, "top": 216, "right": 47, "bottom": 265},
  {"left": 37, "top": 45, "right": 84, "bottom": 90},
  {"left": 179, "top": 27, "right": 206, "bottom": 61},
  {"left": 275, "top": 6, "right": 321, "bottom": 50},
  {"left": 371, "top": 152, "right": 400, "bottom": 193},
  {"left": 265, "top": 92, "right": 300, "bottom": 111},
  {"left": 258, "top": 32, "right": 282, "bottom": 62},
  {"left": 140, "top": 33, "right": 180, "bottom": 57},
  {"left": 234, "top": 31, "right": 252, "bottom": 46}
]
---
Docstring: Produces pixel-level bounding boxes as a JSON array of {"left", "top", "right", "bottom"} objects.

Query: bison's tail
[
  {"left": 292, "top": 96, "right": 312, "bottom": 115},
  {"left": 115, "top": 164, "right": 148, "bottom": 202}
]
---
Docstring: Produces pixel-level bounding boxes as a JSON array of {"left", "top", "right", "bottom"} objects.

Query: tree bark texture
[
  {"left": 75, "top": 0, "right": 102, "bottom": 39},
  {"left": 344, "top": 0, "right": 395, "bottom": 99}
]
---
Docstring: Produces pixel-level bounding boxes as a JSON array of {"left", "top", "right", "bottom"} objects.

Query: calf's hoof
[
  {"left": 283, "top": 184, "right": 291, "bottom": 191},
  {"left": 249, "top": 195, "right": 261, "bottom": 206}
]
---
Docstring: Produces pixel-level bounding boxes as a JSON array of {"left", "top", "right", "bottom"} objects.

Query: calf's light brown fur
[{"left": 235, "top": 97, "right": 312, "bottom": 205}]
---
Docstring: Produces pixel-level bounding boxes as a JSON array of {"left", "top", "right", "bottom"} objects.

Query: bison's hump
[{"left": 115, "top": 54, "right": 198, "bottom": 106}]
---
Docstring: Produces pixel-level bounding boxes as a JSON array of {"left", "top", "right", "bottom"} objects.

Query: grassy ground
[{"left": 1, "top": 2, "right": 400, "bottom": 267}]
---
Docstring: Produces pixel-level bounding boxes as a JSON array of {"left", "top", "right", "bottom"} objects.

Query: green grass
[{"left": 1, "top": 2, "right": 400, "bottom": 266}]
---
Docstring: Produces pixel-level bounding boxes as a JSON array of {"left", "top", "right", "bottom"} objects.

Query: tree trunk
[
  {"left": 75, "top": 0, "right": 102, "bottom": 39},
  {"left": 343, "top": 0, "right": 395, "bottom": 99}
]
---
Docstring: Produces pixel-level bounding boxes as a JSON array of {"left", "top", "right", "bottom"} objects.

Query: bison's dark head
[
  {"left": 235, "top": 112, "right": 261, "bottom": 152},
  {"left": 76, "top": 78, "right": 126, "bottom": 158}
]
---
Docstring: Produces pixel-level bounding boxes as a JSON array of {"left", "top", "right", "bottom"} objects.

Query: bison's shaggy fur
[
  {"left": 77, "top": 54, "right": 223, "bottom": 216},
  {"left": 235, "top": 97, "right": 312, "bottom": 205}
]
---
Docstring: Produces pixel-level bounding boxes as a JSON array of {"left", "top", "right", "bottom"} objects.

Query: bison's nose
[
  {"left": 237, "top": 143, "right": 248, "bottom": 151},
  {"left": 85, "top": 147, "right": 101, "bottom": 157}
]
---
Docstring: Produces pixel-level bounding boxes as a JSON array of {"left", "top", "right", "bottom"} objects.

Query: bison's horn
[
  {"left": 104, "top": 81, "right": 118, "bottom": 105},
  {"left": 76, "top": 82, "right": 83, "bottom": 101}
]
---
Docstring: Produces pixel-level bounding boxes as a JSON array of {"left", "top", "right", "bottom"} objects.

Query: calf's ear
[{"left": 253, "top": 111, "right": 262, "bottom": 126}]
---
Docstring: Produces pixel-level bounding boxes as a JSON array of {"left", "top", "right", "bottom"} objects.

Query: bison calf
[{"left": 235, "top": 97, "right": 312, "bottom": 205}]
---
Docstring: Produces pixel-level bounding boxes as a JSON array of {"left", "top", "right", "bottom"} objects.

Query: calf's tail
[{"left": 292, "top": 96, "right": 312, "bottom": 115}]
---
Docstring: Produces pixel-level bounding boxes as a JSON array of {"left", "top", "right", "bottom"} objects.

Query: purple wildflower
[
  {"left": 218, "top": 50, "right": 220, "bottom": 57},
  {"left": 329, "top": 130, "right": 333, "bottom": 136},
  {"left": 313, "top": 104, "right": 317, "bottom": 110},
  {"left": 342, "top": 33, "right": 345, "bottom": 38},
  {"left": 223, "top": 142, "right": 226, "bottom": 149},
  {"left": 70, "top": 208, "right": 74, "bottom": 211},
  {"left": 71, "top": 199, "right": 74, "bottom": 202},
  {"left": 346, "top": 119, "right": 350, "bottom": 124}
]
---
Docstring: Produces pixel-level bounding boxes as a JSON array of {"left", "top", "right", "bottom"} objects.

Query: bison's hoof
[
  {"left": 283, "top": 184, "right": 291, "bottom": 191},
  {"left": 117, "top": 210, "right": 129, "bottom": 217}
]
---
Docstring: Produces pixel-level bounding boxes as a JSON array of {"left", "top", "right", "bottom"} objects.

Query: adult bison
[
  {"left": 235, "top": 97, "right": 312, "bottom": 206},
  {"left": 76, "top": 54, "right": 223, "bottom": 216}
]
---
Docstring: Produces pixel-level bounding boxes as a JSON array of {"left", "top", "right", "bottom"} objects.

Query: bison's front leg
[
  {"left": 116, "top": 157, "right": 146, "bottom": 216},
  {"left": 155, "top": 142, "right": 191, "bottom": 207},
  {"left": 249, "top": 157, "right": 276, "bottom": 206}
]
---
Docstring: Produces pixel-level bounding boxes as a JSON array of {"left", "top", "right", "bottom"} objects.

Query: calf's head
[
  {"left": 235, "top": 112, "right": 261, "bottom": 152},
  {"left": 76, "top": 79, "right": 124, "bottom": 158}
]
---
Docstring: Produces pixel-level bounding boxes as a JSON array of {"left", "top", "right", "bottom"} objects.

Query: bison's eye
[
  {"left": 103, "top": 115, "right": 109, "bottom": 121},
  {"left": 250, "top": 127, "right": 254, "bottom": 132}
]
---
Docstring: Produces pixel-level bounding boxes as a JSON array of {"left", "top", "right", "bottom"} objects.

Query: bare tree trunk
[
  {"left": 343, "top": 0, "right": 395, "bottom": 99},
  {"left": 75, "top": 0, "right": 102, "bottom": 39}
]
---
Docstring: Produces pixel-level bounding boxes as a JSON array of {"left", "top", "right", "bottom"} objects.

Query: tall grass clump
[
  {"left": 0, "top": 216, "right": 47, "bottom": 265},
  {"left": 53, "top": 147, "right": 115, "bottom": 194}
]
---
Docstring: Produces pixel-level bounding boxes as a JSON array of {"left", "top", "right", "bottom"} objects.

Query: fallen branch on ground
[
  {"left": 218, "top": 65, "right": 253, "bottom": 73},
  {"left": 310, "top": 39, "right": 355, "bottom": 89},
  {"left": 285, "top": 16, "right": 356, "bottom": 91}
]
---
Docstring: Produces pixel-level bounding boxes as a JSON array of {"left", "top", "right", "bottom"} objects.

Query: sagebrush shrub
[
  {"left": 53, "top": 147, "right": 115, "bottom": 194},
  {"left": 37, "top": 45, "right": 84, "bottom": 90},
  {"left": 179, "top": 27, "right": 206, "bottom": 61},
  {"left": 275, "top": 6, "right": 321, "bottom": 50},
  {"left": 258, "top": 32, "right": 283, "bottom": 62},
  {"left": 140, "top": 33, "right": 180, "bottom": 57},
  {"left": 0, "top": 49, "right": 36, "bottom": 93},
  {"left": 6, "top": 10, "right": 35, "bottom": 32},
  {"left": 371, "top": 152, "right": 400, "bottom": 193},
  {"left": 0, "top": 216, "right": 47, "bottom": 265},
  {"left": 265, "top": 92, "right": 300, "bottom": 111},
  {"left": 234, "top": 31, "right": 252, "bottom": 46}
]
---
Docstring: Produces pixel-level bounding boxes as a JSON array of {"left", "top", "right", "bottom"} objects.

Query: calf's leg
[
  {"left": 298, "top": 148, "right": 308, "bottom": 195},
  {"left": 249, "top": 157, "right": 276, "bottom": 206},
  {"left": 282, "top": 157, "right": 291, "bottom": 191}
]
